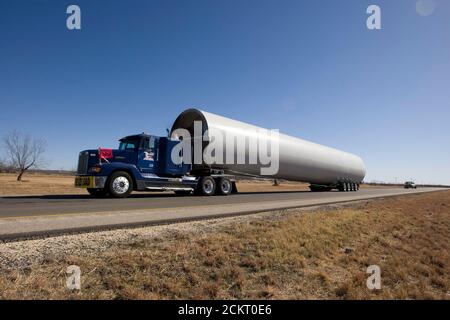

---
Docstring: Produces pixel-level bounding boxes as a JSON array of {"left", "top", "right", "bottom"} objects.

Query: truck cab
[
  {"left": 116, "top": 134, "right": 190, "bottom": 176},
  {"left": 74, "top": 133, "right": 235, "bottom": 198}
]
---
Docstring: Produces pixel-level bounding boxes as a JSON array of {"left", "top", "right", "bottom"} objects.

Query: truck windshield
[{"left": 119, "top": 138, "right": 140, "bottom": 151}]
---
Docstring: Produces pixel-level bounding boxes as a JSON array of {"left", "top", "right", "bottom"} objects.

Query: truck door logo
[{"left": 144, "top": 151, "right": 154, "bottom": 161}]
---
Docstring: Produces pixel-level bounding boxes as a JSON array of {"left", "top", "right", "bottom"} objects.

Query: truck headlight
[{"left": 88, "top": 166, "right": 102, "bottom": 173}]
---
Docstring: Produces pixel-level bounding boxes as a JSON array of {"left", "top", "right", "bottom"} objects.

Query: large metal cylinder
[{"left": 171, "top": 108, "right": 366, "bottom": 185}]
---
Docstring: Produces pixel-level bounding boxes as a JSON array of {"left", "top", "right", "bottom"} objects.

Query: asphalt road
[{"left": 0, "top": 188, "right": 444, "bottom": 240}]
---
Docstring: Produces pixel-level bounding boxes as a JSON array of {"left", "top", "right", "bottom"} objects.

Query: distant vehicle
[{"left": 404, "top": 181, "right": 417, "bottom": 189}]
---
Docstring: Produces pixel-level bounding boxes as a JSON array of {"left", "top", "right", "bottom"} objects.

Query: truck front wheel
[{"left": 107, "top": 171, "right": 133, "bottom": 198}]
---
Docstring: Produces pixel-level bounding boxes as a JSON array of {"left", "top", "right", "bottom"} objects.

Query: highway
[{"left": 0, "top": 188, "right": 443, "bottom": 240}]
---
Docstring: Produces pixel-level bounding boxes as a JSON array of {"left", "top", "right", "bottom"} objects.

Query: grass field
[
  {"left": 0, "top": 173, "right": 86, "bottom": 196},
  {"left": 0, "top": 190, "right": 448, "bottom": 299}
]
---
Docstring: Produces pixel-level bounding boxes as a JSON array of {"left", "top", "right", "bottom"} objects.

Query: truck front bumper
[{"left": 74, "top": 176, "right": 107, "bottom": 189}]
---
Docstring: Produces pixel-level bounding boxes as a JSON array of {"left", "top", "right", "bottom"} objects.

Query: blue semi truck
[
  {"left": 75, "top": 109, "right": 365, "bottom": 197},
  {"left": 74, "top": 133, "right": 236, "bottom": 198}
]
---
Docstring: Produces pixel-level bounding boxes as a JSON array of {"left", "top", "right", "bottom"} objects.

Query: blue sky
[{"left": 0, "top": 0, "right": 449, "bottom": 184}]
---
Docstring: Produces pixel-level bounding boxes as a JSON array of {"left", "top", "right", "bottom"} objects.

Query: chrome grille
[{"left": 77, "top": 152, "right": 89, "bottom": 174}]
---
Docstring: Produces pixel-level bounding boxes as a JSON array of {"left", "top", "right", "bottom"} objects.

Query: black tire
[
  {"left": 216, "top": 177, "right": 232, "bottom": 195},
  {"left": 87, "top": 188, "right": 108, "bottom": 198},
  {"left": 174, "top": 190, "right": 193, "bottom": 196},
  {"left": 196, "top": 176, "right": 216, "bottom": 196},
  {"left": 107, "top": 171, "right": 133, "bottom": 198}
]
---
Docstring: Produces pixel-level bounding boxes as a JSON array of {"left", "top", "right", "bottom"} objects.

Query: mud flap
[{"left": 231, "top": 181, "right": 238, "bottom": 194}]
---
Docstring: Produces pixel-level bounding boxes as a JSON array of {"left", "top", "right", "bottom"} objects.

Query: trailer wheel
[
  {"left": 217, "top": 177, "right": 232, "bottom": 195},
  {"left": 197, "top": 176, "right": 216, "bottom": 196},
  {"left": 87, "top": 188, "right": 108, "bottom": 198},
  {"left": 107, "top": 171, "right": 133, "bottom": 198}
]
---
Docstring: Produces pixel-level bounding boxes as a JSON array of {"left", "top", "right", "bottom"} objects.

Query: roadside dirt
[{"left": 0, "top": 190, "right": 448, "bottom": 299}]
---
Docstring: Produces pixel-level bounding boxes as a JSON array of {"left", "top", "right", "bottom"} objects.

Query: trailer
[{"left": 74, "top": 109, "right": 366, "bottom": 197}]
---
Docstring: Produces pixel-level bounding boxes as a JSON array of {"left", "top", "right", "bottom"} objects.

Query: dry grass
[
  {"left": 0, "top": 173, "right": 86, "bottom": 196},
  {"left": 0, "top": 190, "right": 449, "bottom": 299}
]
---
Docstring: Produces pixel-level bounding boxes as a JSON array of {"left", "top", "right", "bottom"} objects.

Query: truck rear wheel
[
  {"left": 87, "top": 188, "right": 108, "bottom": 198},
  {"left": 107, "top": 171, "right": 133, "bottom": 198},
  {"left": 196, "top": 176, "right": 216, "bottom": 196},
  {"left": 216, "top": 177, "right": 232, "bottom": 195}
]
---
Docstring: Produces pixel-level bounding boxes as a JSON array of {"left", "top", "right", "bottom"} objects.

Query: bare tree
[{"left": 3, "top": 130, "right": 47, "bottom": 181}]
